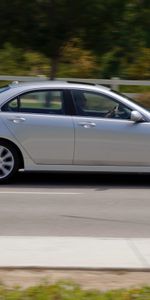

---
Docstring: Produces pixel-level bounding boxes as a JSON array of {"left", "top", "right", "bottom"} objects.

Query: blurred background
[{"left": 0, "top": 0, "right": 149, "bottom": 104}]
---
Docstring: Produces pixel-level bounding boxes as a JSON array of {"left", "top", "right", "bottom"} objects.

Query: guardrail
[
  {"left": 0, "top": 76, "right": 150, "bottom": 91},
  {"left": 0, "top": 75, "right": 47, "bottom": 82},
  {"left": 58, "top": 77, "right": 150, "bottom": 91}
]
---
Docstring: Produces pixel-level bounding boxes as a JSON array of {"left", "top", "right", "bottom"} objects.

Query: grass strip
[{"left": 0, "top": 281, "right": 150, "bottom": 299}]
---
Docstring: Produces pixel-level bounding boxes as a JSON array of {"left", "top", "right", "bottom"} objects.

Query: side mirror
[{"left": 130, "top": 111, "right": 144, "bottom": 123}]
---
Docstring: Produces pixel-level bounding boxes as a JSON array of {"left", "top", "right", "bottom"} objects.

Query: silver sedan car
[{"left": 0, "top": 80, "right": 150, "bottom": 182}]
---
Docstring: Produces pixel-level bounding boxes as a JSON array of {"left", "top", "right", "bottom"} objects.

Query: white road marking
[{"left": 0, "top": 191, "right": 83, "bottom": 195}]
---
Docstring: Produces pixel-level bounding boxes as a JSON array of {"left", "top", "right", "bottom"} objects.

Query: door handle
[
  {"left": 8, "top": 117, "right": 26, "bottom": 123},
  {"left": 78, "top": 122, "right": 96, "bottom": 128}
]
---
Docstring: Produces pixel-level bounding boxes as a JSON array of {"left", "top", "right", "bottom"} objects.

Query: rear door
[{"left": 1, "top": 89, "right": 74, "bottom": 165}]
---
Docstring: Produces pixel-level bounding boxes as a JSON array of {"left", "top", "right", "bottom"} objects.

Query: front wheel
[{"left": 0, "top": 142, "right": 20, "bottom": 183}]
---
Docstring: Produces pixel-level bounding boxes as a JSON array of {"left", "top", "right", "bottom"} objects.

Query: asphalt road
[{"left": 0, "top": 172, "right": 150, "bottom": 237}]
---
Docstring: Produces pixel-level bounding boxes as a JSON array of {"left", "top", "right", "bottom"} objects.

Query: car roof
[{"left": 9, "top": 80, "right": 110, "bottom": 92}]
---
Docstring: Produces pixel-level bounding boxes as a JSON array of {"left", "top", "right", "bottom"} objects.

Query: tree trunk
[{"left": 50, "top": 56, "right": 60, "bottom": 80}]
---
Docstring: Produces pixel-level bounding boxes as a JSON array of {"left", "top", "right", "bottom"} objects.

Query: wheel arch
[{"left": 0, "top": 138, "right": 24, "bottom": 169}]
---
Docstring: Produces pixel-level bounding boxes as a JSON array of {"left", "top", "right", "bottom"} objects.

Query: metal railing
[
  {"left": 0, "top": 76, "right": 150, "bottom": 91},
  {"left": 59, "top": 77, "right": 150, "bottom": 91}
]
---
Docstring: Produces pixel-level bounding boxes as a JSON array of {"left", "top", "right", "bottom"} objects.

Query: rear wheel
[{"left": 0, "top": 142, "right": 20, "bottom": 183}]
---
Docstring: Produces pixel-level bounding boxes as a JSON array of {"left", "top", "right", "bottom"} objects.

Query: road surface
[{"left": 0, "top": 172, "right": 150, "bottom": 237}]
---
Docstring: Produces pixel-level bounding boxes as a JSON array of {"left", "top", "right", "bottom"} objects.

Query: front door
[{"left": 72, "top": 89, "right": 150, "bottom": 166}]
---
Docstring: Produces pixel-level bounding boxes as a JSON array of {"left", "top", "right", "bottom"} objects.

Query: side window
[
  {"left": 5, "top": 98, "right": 18, "bottom": 111},
  {"left": 72, "top": 90, "right": 132, "bottom": 120},
  {"left": 2, "top": 90, "right": 64, "bottom": 115}
]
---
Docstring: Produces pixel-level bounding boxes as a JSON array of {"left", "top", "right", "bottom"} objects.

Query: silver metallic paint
[{"left": 0, "top": 81, "right": 150, "bottom": 173}]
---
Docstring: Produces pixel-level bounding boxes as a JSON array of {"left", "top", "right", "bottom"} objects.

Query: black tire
[{"left": 0, "top": 141, "right": 20, "bottom": 183}]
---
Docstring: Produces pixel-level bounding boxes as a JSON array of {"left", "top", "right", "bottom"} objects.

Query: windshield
[
  {"left": 111, "top": 90, "right": 150, "bottom": 112},
  {"left": 0, "top": 86, "right": 10, "bottom": 94}
]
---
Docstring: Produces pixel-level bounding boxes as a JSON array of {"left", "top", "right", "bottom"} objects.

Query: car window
[
  {"left": 2, "top": 90, "right": 64, "bottom": 115},
  {"left": 72, "top": 90, "right": 132, "bottom": 120}
]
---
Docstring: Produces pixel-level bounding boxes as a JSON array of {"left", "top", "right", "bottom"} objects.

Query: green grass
[{"left": 0, "top": 281, "right": 150, "bottom": 300}]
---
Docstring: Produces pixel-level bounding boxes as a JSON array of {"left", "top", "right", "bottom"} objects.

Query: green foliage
[
  {"left": 24, "top": 52, "right": 50, "bottom": 77},
  {"left": 0, "top": 43, "right": 50, "bottom": 76},
  {"left": 58, "top": 39, "right": 99, "bottom": 78},
  {"left": 0, "top": 0, "right": 149, "bottom": 79},
  {"left": 0, "top": 282, "right": 150, "bottom": 300},
  {"left": 95, "top": 0, "right": 150, "bottom": 79},
  {"left": 0, "top": 43, "right": 26, "bottom": 75},
  {"left": 99, "top": 46, "right": 150, "bottom": 79},
  {"left": 122, "top": 48, "right": 150, "bottom": 79},
  {"left": 0, "top": 40, "right": 99, "bottom": 79}
]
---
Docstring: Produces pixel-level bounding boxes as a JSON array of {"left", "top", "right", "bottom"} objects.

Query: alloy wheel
[{"left": 0, "top": 146, "right": 14, "bottom": 179}]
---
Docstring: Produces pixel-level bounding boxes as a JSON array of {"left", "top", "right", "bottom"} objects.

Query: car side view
[{"left": 0, "top": 80, "right": 150, "bottom": 182}]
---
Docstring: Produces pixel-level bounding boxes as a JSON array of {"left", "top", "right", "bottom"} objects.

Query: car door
[
  {"left": 1, "top": 89, "right": 74, "bottom": 165},
  {"left": 72, "top": 89, "right": 150, "bottom": 166}
]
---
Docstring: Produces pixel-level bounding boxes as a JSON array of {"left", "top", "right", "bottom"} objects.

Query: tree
[
  {"left": 0, "top": 0, "right": 149, "bottom": 79},
  {"left": 95, "top": 0, "right": 150, "bottom": 78},
  {"left": 0, "top": 0, "right": 130, "bottom": 78},
  {"left": 0, "top": 0, "right": 94, "bottom": 78},
  {"left": 58, "top": 38, "right": 98, "bottom": 78},
  {"left": 0, "top": 43, "right": 50, "bottom": 76}
]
